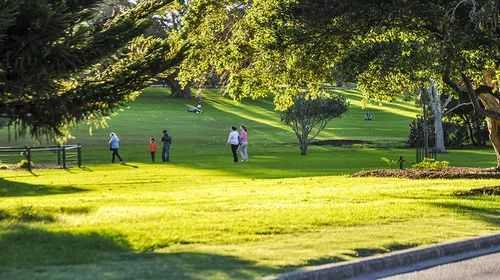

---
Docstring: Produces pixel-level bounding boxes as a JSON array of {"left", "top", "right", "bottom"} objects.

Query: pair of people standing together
[
  {"left": 149, "top": 130, "right": 172, "bottom": 163},
  {"left": 227, "top": 125, "right": 249, "bottom": 163}
]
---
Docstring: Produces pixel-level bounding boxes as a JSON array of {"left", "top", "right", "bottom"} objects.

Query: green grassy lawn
[{"left": 0, "top": 88, "right": 499, "bottom": 279}]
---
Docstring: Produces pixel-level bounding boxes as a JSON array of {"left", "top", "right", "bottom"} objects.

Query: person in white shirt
[{"left": 227, "top": 126, "right": 240, "bottom": 163}]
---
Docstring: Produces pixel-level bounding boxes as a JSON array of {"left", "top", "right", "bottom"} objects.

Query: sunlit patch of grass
[
  {"left": 340, "top": 90, "right": 419, "bottom": 119},
  {"left": 1, "top": 165, "right": 500, "bottom": 279},
  {"left": 207, "top": 97, "right": 289, "bottom": 132}
]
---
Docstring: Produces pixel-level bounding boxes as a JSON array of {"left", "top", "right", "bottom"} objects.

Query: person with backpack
[
  {"left": 161, "top": 130, "right": 172, "bottom": 162},
  {"left": 108, "top": 132, "right": 123, "bottom": 163},
  {"left": 227, "top": 126, "right": 240, "bottom": 163}
]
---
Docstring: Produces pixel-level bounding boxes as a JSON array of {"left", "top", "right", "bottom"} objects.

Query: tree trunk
[
  {"left": 428, "top": 82, "right": 446, "bottom": 153},
  {"left": 487, "top": 118, "right": 500, "bottom": 170},
  {"left": 478, "top": 93, "right": 500, "bottom": 170},
  {"left": 299, "top": 138, "right": 308, "bottom": 155},
  {"left": 462, "top": 114, "right": 477, "bottom": 145},
  {"left": 166, "top": 73, "right": 191, "bottom": 99},
  {"left": 470, "top": 114, "right": 486, "bottom": 146},
  {"left": 444, "top": 73, "right": 499, "bottom": 168}
]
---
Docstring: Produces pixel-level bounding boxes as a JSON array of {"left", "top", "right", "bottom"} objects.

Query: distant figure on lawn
[
  {"left": 238, "top": 125, "right": 249, "bottom": 162},
  {"left": 109, "top": 132, "right": 123, "bottom": 163},
  {"left": 364, "top": 111, "right": 375, "bottom": 121},
  {"left": 227, "top": 126, "right": 240, "bottom": 163},
  {"left": 161, "top": 130, "right": 172, "bottom": 162},
  {"left": 187, "top": 104, "right": 202, "bottom": 114},
  {"left": 149, "top": 137, "right": 157, "bottom": 163}
]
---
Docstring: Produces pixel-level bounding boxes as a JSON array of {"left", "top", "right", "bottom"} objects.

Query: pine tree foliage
[{"left": 0, "top": 0, "right": 179, "bottom": 138}]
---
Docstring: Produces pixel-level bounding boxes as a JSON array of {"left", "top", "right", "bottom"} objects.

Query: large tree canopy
[
  {"left": 179, "top": 0, "right": 500, "bottom": 167},
  {"left": 0, "top": 0, "right": 183, "bottom": 138},
  {"left": 180, "top": 0, "right": 498, "bottom": 99}
]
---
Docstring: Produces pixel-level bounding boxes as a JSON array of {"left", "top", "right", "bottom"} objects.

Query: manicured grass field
[{"left": 0, "top": 88, "right": 499, "bottom": 279}]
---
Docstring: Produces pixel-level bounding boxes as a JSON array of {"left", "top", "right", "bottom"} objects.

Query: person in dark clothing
[
  {"left": 161, "top": 130, "right": 172, "bottom": 162},
  {"left": 231, "top": 144, "right": 239, "bottom": 163},
  {"left": 227, "top": 126, "right": 240, "bottom": 163}
]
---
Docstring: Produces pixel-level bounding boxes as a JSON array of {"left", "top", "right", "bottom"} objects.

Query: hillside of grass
[
  {"left": 0, "top": 88, "right": 499, "bottom": 279},
  {"left": 1, "top": 88, "right": 417, "bottom": 156},
  {"left": 0, "top": 88, "right": 494, "bottom": 173}
]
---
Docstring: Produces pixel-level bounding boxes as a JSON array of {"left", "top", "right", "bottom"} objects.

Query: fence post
[
  {"left": 62, "top": 146, "right": 67, "bottom": 169},
  {"left": 25, "top": 146, "right": 32, "bottom": 172},
  {"left": 77, "top": 144, "right": 82, "bottom": 168},
  {"left": 399, "top": 156, "right": 405, "bottom": 170},
  {"left": 57, "top": 145, "right": 62, "bottom": 166}
]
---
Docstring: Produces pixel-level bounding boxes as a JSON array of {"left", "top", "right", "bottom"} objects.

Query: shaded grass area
[
  {"left": 455, "top": 186, "right": 500, "bottom": 196},
  {"left": 0, "top": 178, "right": 85, "bottom": 197}
]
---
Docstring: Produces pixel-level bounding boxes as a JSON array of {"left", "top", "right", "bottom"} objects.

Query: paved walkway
[{"left": 382, "top": 252, "right": 500, "bottom": 280}]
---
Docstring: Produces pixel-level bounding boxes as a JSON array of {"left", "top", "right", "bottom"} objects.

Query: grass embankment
[{"left": 0, "top": 88, "right": 498, "bottom": 279}]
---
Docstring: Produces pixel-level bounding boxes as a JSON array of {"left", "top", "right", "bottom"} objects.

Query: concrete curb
[{"left": 266, "top": 233, "right": 500, "bottom": 280}]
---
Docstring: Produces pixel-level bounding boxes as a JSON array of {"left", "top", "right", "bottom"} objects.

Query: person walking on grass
[
  {"left": 227, "top": 126, "right": 240, "bottom": 163},
  {"left": 149, "top": 137, "right": 157, "bottom": 163},
  {"left": 161, "top": 130, "right": 172, "bottom": 162},
  {"left": 238, "top": 125, "right": 249, "bottom": 162},
  {"left": 109, "top": 132, "right": 123, "bottom": 163}
]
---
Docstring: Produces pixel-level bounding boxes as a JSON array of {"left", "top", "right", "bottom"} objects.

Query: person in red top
[{"left": 149, "top": 137, "right": 157, "bottom": 162}]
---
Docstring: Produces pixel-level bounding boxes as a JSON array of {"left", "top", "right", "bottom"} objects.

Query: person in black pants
[
  {"left": 161, "top": 130, "right": 172, "bottom": 162},
  {"left": 111, "top": 149, "right": 123, "bottom": 163},
  {"left": 231, "top": 144, "right": 239, "bottom": 163},
  {"left": 227, "top": 126, "right": 240, "bottom": 163}
]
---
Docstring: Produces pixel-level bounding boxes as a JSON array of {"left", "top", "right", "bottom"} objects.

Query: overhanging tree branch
[{"left": 444, "top": 102, "right": 473, "bottom": 115}]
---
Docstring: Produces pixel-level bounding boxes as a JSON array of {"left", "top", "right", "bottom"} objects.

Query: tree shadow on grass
[
  {"left": 0, "top": 224, "right": 277, "bottom": 279},
  {"left": 298, "top": 255, "right": 348, "bottom": 267},
  {"left": 454, "top": 186, "right": 500, "bottom": 196},
  {"left": 0, "top": 178, "right": 86, "bottom": 198},
  {"left": 0, "top": 225, "right": 131, "bottom": 267},
  {"left": 0, "top": 206, "right": 92, "bottom": 224},
  {"left": 341, "top": 242, "right": 419, "bottom": 259},
  {"left": 431, "top": 201, "right": 500, "bottom": 226},
  {"left": 0, "top": 208, "right": 55, "bottom": 223}
]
